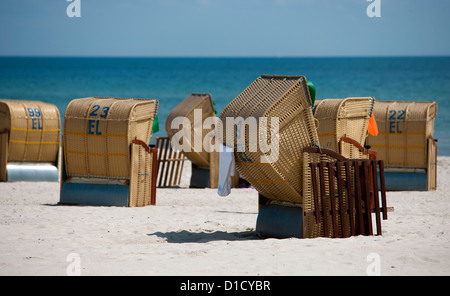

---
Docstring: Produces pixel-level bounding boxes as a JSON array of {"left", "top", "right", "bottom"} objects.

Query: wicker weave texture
[
  {"left": 219, "top": 75, "right": 318, "bottom": 203},
  {"left": 0, "top": 99, "right": 60, "bottom": 163},
  {"left": 313, "top": 97, "right": 374, "bottom": 158},
  {"left": 427, "top": 137, "right": 437, "bottom": 190},
  {"left": 129, "top": 142, "right": 154, "bottom": 207},
  {"left": 0, "top": 131, "right": 7, "bottom": 181},
  {"left": 366, "top": 100, "right": 437, "bottom": 168},
  {"left": 165, "top": 93, "right": 215, "bottom": 167},
  {"left": 63, "top": 97, "right": 158, "bottom": 179}
]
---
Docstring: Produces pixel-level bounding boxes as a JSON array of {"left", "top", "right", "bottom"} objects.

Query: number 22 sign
[{"left": 388, "top": 109, "right": 405, "bottom": 134}]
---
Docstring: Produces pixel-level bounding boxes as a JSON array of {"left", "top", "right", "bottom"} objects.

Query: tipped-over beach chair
[
  {"left": 366, "top": 100, "right": 438, "bottom": 191},
  {"left": 220, "top": 75, "right": 318, "bottom": 203},
  {"left": 166, "top": 93, "right": 239, "bottom": 188},
  {"left": 0, "top": 99, "right": 60, "bottom": 182},
  {"left": 60, "top": 97, "right": 159, "bottom": 207},
  {"left": 219, "top": 75, "right": 389, "bottom": 238}
]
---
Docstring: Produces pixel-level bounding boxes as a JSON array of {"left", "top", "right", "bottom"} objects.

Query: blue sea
[{"left": 1, "top": 57, "right": 449, "bottom": 155}]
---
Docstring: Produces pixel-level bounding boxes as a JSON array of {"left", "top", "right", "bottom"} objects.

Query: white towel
[{"left": 217, "top": 144, "right": 235, "bottom": 197}]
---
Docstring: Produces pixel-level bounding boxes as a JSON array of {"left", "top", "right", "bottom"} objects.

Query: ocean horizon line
[{"left": 1, "top": 55, "right": 450, "bottom": 59}]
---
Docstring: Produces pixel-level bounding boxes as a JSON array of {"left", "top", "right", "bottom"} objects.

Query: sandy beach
[{"left": 0, "top": 157, "right": 449, "bottom": 276}]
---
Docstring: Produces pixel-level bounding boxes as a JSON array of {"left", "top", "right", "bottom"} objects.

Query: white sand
[{"left": 0, "top": 157, "right": 449, "bottom": 276}]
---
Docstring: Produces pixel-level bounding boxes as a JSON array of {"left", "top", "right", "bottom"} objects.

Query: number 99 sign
[{"left": 27, "top": 107, "right": 43, "bottom": 130}]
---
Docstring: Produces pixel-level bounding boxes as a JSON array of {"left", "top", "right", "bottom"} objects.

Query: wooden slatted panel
[
  {"left": 155, "top": 137, "right": 186, "bottom": 188},
  {"left": 304, "top": 146, "right": 391, "bottom": 238}
]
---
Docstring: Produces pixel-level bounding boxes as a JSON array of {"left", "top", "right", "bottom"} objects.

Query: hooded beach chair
[
  {"left": 313, "top": 97, "right": 380, "bottom": 211},
  {"left": 366, "top": 100, "right": 438, "bottom": 191},
  {"left": 59, "top": 97, "right": 159, "bottom": 207},
  {"left": 219, "top": 75, "right": 389, "bottom": 238},
  {"left": 166, "top": 93, "right": 239, "bottom": 188},
  {"left": 313, "top": 97, "right": 375, "bottom": 159},
  {"left": 0, "top": 99, "right": 60, "bottom": 182}
]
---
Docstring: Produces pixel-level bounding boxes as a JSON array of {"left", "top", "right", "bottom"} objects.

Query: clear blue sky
[{"left": 0, "top": 0, "right": 449, "bottom": 57}]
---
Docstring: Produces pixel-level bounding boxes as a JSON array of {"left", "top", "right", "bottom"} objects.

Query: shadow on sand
[{"left": 148, "top": 230, "right": 262, "bottom": 243}]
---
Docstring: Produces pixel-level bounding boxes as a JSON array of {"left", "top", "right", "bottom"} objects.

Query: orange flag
[{"left": 368, "top": 113, "right": 378, "bottom": 136}]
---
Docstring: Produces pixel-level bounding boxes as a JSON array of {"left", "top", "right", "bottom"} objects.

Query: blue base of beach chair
[
  {"left": 6, "top": 163, "right": 59, "bottom": 182},
  {"left": 382, "top": 169, "right": 428, "bottom": 191},
  {"left": 256, "top": 203, "right": 303, "bottom": 239},
  {"left": 60, "top": 181, "right": 130, "bottom": 207},
  {"left": 190, "top": 166, "right": 211, "bottom": 188}
]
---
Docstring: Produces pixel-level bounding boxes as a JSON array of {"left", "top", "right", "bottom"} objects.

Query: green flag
[
  {"left": 152, "top": 114, "right": 160, "bottom": 133},
  {"left": 307, "top": 80, "right": 316, "bottom": 106}
]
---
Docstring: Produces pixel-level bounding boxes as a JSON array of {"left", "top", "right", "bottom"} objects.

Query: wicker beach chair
[
  {"left": 220, "top": 75, "right": 318, "bottom": 203},
  {"left": 60, "top": 97, "right": 159, "bottom": 207},
  {"left": 312, "top": 97, "right": 379, "bottom": 213},
  {"left": 0, "top": 99, "right": 60, "bottom": 182},
  {"left": 366, "top": 100, "right": 438, "bottom": 191},
  {"left": 313, "top": 97, "right": 375, "bottom": 159},
  {"left": 166, "top": 93, "right": 239, "bottom": 188},
  {"left": 219, "top": 75, "right": 389, "bottom": 238}
]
